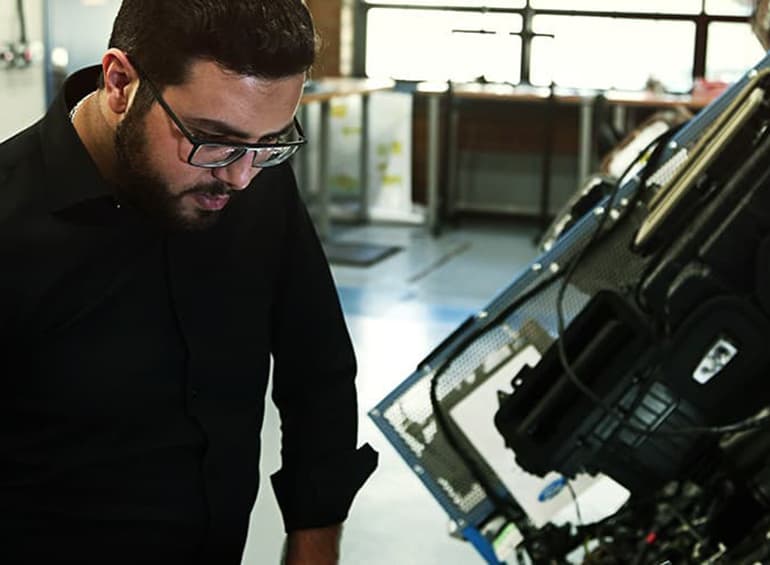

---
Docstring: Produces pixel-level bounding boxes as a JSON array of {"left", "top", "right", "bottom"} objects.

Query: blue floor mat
[{"left": 323, "top": 240, "right": 401, "bottom": 267}]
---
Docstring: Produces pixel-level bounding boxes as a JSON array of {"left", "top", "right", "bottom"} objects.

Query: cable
[
  {"left": 565, "top": 480, "right": 594, "bottom": 563},
  {"left": 428, "top": 269, "right": 564, "bottom": 526},
  {"left": 16, "top": 0, "right": 27, "bottom": 44},
  {"left": 426, "top": 109, "right": 770, "bottom": 555},
  {"left": 554, "top": 123, "right": 770, "bottom": 437},
  {"left": 566, "top": 480, "right": 584, "bottom": 526},
  {"left": 424, "top": 125, "right": 681, "bottom": 530},
  {"left": 554, "top": 130, "right": 681, "bottom": 434}
]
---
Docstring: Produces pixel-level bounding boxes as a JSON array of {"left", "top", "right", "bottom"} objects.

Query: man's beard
[{"left": 113, "top": 105, "right": 235, "bottom": 231}]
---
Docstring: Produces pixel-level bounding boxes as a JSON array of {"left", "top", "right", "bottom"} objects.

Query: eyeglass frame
[{"left": 128, "top": 58, "right": 308, "bottom": 169}]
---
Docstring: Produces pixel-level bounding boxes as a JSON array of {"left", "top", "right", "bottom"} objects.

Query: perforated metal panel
[{"left": 370, "top": 50, "right": 770, "bottom": 546}]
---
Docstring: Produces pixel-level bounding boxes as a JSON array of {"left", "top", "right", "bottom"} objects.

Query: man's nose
[{"left": 213, "top": 153, "right": 260, "bottom": 190}]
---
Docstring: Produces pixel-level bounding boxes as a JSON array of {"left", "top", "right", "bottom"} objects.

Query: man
[{"left": 0, "top": 1, "right": 377, "bottom": 563}]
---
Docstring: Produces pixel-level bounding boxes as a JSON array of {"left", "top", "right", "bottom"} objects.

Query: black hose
[{"left": 17, "top": 0, "right": 28, "bottom": 44}]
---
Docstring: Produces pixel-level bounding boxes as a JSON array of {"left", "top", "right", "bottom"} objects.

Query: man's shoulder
[
  {"left": 0, "top": 122, "right": 44, "bottom": 218},
  {"left": 0, "top": 123, "right": 40, "bottom": 171},
  {"left": 0, "top": 122, "right": 43, "bottom": 184}
]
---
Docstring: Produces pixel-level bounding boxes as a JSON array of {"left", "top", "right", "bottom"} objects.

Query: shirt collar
[{"left": 39, "top": 65, "right": 118, "bottom": 213}]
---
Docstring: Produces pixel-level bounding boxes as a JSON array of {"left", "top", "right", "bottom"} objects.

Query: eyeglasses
[{"left": 131, "top": 60, "right": 307, "bottom": 169}]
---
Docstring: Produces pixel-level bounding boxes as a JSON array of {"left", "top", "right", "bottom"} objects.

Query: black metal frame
[{"left": 355, "top": 0, "right": 751, "bottom": 85}]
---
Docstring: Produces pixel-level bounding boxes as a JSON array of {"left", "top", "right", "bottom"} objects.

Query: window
[
  {"left": 366, "top": 0, "right": 524, "bottom": 6},
  {"left": 362, "top": 1, "right": 764, "bottom": 91},
  {"left": 366, "top": 9, "right": 522, "bottom": 82},
  {"left": 531, "top": 16, "right": 695, "bottom": 91},
  {"left": 706, "top": 21, "right": 766, "bottom": 82},
  {"left": 705, "top": 0, "right": 754, "bottom": 16},
  {"left": 530, "top": 0, "right": 701, "bottom": 14}
]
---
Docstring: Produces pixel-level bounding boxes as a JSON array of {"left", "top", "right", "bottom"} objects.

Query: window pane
[
  {"left": 530, "top": 0, "right": 701, "bottom": 14},
  {"left": 705, "top": 0, "right": 754, "bottom": 16},
  {"left": 366, "top": 9, "right": 522, "bottom": 82},
  {"left": 531, "top": 16, "right": 695, "bottom": 91},
  {"left": 364, "top": 0, "right": 525, "bottom": 7},
  {"left": 706, "top": 22, "right": 766, "bottom": 82}
]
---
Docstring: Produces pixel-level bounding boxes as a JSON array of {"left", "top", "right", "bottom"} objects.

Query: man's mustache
[{"left": 180, "top": 182, "right": 232, "bottom": 198}]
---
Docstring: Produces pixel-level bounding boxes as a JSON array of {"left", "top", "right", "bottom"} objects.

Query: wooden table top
[
  {"left": 301, "top": 77, "right": 396, "bottom": 103},
  {"left": 414, "top": 80, "right": 718, "bottom": 109}
]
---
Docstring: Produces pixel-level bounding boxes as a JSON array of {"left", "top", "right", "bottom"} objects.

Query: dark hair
[{"left": 108, "top": 0, "right": 317, "bottom": 87}]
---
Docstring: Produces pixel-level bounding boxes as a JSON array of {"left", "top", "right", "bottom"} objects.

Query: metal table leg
[
  {"left": 578, "top": 96, "right": 594, "bottom": 189},
  {"left": 317, "top": 100, "right": 331, "bottom": 240},
  {"left": 426, "top": 93, "right": 441, "bottom": 236},
  {"left": 358, "top": 93, "right": 371, "bottom": 223}
]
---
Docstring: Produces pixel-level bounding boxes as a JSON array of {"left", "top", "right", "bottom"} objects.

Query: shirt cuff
[{"left": 270, "top": 444, "right": 378, "bottom": 532}]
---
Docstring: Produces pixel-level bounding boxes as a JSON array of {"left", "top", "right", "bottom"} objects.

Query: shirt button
[{"left": 191, "top": 388, "right": 199, "bottom": 400}]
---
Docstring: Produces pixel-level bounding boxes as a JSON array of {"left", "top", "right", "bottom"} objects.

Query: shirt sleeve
[{"left": 269, "top": 166, "right": 378, "bottom": 532}]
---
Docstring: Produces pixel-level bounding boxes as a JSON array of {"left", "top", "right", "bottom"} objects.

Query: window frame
[{"left": 354, "top": 0, "right": 752, "bottom": 86}]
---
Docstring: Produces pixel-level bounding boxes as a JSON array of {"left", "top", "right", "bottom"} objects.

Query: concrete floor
[{"left": 242, "top": 220, "right": 542, "bottom": 565}]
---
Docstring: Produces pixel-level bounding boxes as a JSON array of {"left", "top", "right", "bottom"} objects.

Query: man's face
[{"left": 114, "top": 60, "right": 305, "bottom": 231}]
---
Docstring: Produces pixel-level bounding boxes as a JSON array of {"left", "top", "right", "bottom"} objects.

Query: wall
[
  {"left": 411, "top": 97, "right": 581, "bottom": 221},
  {"left": 306, "top": 0, "right": 343, "bottom": 77},
  {"left": 45, "top": 0, "right": 122, "bottom": 98},
  {"left": 0, "top": 0, "right": 46, "bottom": 142},
  {"left": 451, "top": 99, "right": 580, "bottom": 219}
]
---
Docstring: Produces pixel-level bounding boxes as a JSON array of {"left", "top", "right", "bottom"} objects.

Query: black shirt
[{"left": 0, "top": 66, "right": 377, "bottom": 564}]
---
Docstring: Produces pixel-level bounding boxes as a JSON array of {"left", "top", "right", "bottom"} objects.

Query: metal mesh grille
[
  {"left": 372, "top": 193, "right": 652, "bottom": 522},
  {"left": 376, "top": 264, "right": 598, "bottom": 519},
  {"left": 383, "top": 377, "right": 489, "bottom": 514},
  {"left": 371, "top": 52, "right": 770, "bottom": 529}
]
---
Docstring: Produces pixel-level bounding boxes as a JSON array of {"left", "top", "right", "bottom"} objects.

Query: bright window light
[
  {"left": 366, "top": 9, "right": 522, "bottom": 82},
  {"left": 364, "top": 0, "right": 524, "bottom": 6},
  {"left": 705, "top": 0, "right": 754, "bottom": 16},
  {"left": 706, "top": 22, "right": 766, "bottom": 82},
  {"left": 530, "top": 0, "right": 701, "bottom": 14},
  {"left": 530, "top": 16, "right": 695, "bottom": 92}
]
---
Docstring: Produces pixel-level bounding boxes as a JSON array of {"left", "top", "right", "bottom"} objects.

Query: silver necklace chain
[{"left": 69, "top": 91, "right": 97, "bottom": 122}]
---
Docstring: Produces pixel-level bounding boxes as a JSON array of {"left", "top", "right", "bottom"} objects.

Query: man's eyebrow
[
  {"left": 185, "top": 117, "right": 294, "bottom": 141},
  {"left": 262, "top": 121, "right": 295, "bottom": 140}
]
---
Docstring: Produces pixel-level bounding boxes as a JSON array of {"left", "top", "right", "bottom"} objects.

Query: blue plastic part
[
  {"left": 463, "top": 526, "right": 505, "bottom": 565},
  {"left": 538, "top": 476, "right": 567, "bottom": 502}
]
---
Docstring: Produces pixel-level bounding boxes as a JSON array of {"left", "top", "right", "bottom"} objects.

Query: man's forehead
[
  {"left": 181, "top": 58, "right": 305, "bottom": 89},
  {"left": 169, "top": 60, "right": 306, "bottom": 112}
]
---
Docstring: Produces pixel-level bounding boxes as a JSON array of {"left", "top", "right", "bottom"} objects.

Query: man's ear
[{"left": 101, "top": 49, "right": 139, "bottom": 117}]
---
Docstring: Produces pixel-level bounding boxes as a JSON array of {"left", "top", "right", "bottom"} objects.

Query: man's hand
[{"left": 282, "top": 524, "right": 342, "bottom": 565}]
